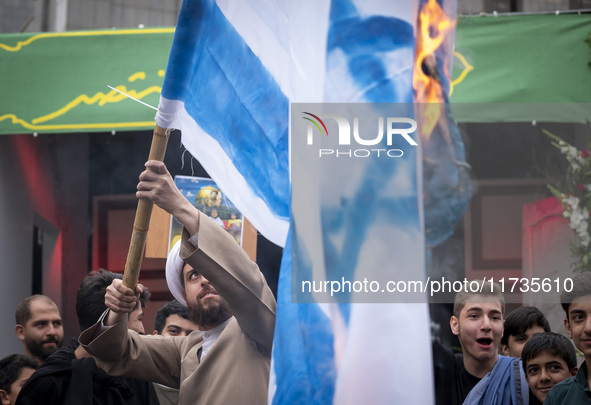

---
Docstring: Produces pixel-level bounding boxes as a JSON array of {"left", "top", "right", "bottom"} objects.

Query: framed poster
[{"left": 169, "top": 176, "right": 244, "bottom": 249}]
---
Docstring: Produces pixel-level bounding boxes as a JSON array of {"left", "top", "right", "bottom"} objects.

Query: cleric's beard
[{"left": 189, "top": 296, "right": 232, "bottom": 329}]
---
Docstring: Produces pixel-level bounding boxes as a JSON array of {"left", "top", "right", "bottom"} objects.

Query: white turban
[{"left": 165, "top": 240, "right": 186, "bottom": 306}]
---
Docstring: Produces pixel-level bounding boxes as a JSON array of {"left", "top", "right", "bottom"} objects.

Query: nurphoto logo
[{"left": 302, "top": 112, "right": 417, "bottom": 158}]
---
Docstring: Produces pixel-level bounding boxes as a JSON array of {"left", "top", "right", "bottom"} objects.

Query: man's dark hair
[
  {"left": 15, "top": 295, "right": 58, "bottom": 326},
  {"left": 561, "top": 272, "right": 591, "bottom": 319},
  {"left": 137, "top": 283, "right": 151, "bottom": 310},
  {"left": 76, "top": 269, "right": 151, "bottom": 331},
  {"left": 154, "top": 300, "right": 190, "bottom": 334},
  {"left": 521, "top": 332, "right": 577, "bottom": 372},
  {"left": 501, "top": 306, "right": 551, "bottom": 346},
  {"left": 0, "top": 354, "right": 39, "bottom": 393}
]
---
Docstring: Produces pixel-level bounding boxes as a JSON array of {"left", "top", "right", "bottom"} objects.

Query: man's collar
[
  {"left": 575, "top": 360, "right": 590, "bottom": 391},
  {"left": 200, "top": 317, "right": 232, "bottom": 337}
]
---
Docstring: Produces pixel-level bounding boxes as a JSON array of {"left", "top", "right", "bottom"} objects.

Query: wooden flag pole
[{"left": 122, "top": 124, "right": 170, "bottom": 289}]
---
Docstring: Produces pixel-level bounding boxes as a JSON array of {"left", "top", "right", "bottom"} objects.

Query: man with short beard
[
  {"left": 80, "top": 161, "right": 276, "bottom": 405},
  {"left": 433, "top": 282, "right": 529, "bottom": 405},
  {"left": 14, "top": 295, "right": 63, "bottom": 364},
  {"left": 16, "top": 270, "right": 159, "bottom": 405}
]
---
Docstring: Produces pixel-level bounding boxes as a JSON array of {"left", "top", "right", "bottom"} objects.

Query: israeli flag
[{"left": 155, "top": 0, "right": 440, "bottom": 403}]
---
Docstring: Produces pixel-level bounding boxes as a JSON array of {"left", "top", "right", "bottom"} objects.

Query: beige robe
[{"left": 80, "top": 213, "right": 277, "bottom": 405}]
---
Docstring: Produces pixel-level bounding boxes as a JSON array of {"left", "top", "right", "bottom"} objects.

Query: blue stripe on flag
[
  {"left": 327, "top": 0, "right": 415, "bottom": 103},
  {"left": 272, "top": 232, "right": 337, "bottom": 404},
  {"left": 161, "top": 0, "right": 290, "bottom": 223}
]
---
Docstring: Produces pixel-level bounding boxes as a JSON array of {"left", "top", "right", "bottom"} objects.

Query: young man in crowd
[
  {"left": 545, "top": 273, "right": 591, "bottom": 404},
  {"left": 433, "top": 280, "right": 528, "bottom": 405},
  {"left": 79, "top": 161, "right": 276, "bottom": 405},
  {"left": 14, "top": 295, "right": 63, "bottom": 364},
  {"left": 151, "top": 300, "right": 199, "bottom": 405},
  {"left": 521, "top": 332, "right": 578, "bottom": 404},
  {"left": 16, "top": 270, "right": 159, "bottom": 405},
  {"left": 502, "top": 306, "right": 551, "bottom": 358},
  {"left": 152, "top": 299, "right": 198, "bottom": 337},
  {"left": 0, "top": 354, "right": 38, "bottom": 405}
]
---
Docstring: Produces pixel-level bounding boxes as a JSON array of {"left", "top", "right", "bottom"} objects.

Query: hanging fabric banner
[
  {"left": 0, "top": 29, "right": 173, "bottom": 135},
  {"left": 450, "top": 13, "right": 591, "bottom": 122},
  {"left": 1, "top": 13, "right": 590, "bottom": 135}
]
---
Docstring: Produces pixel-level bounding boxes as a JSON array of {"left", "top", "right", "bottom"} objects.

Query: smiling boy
[
  {"left": 521, "top": 332, "right": 577, "bottom": 404},
  {"left": 433, "top": 281, "right": 528, "bottom": 405},
  {"left": 545, "top": 273, "right": 591, "bottom": 404},
  {"left": 451, "top": 293, "right": 504, "bottom": 379}
]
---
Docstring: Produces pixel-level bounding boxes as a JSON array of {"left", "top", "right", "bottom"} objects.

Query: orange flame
[{"left": 413, "top": 0, "right": 455, "bottom": 140}]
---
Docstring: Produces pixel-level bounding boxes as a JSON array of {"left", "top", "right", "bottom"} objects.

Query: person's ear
[
  {"left": 571, "top": 367, "right": 579, "bottom": 376},
  {"left": 152, "top": 330, "right": 159, "bottom": 336},
  {"left": 501, "top": 344, "right": 510, "bottom": 356},
  {"left": 0, "top": 389, "right": 11, "bottom": 405},
  {"left": 450, "top": 316, "right": 460, "bottom": 336},
  {"left": 564, "top": 317, "right": 573, "bottom": 339},
  {"left": 15, "top": 324, "right": 25, "bottom": 341}
]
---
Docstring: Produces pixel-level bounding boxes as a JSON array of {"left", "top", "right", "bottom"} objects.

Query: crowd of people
[
  {"left": 2, "top": 161, "right": 591, "bottom": 404},
  {"left": 1, "top": 161, "right": 274, "bottom": 405},
  {"left": 433, "top": 277, "right": 591, "bottom": 405}
]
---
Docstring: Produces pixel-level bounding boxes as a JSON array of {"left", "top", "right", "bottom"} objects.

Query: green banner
[
  {"left": 450, "top": 13, "right": 591, "bottom": 122},
  {"left": 1, "top": 13, "right": 590, "bottom": 135},
  {"left": 0, "top": 28, "right": 173, "bottom": 135}
]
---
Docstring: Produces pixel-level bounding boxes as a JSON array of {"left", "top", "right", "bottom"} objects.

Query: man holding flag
[
  {"left": 79, "top": 160, "right": 276, "bottom": 405},
  {"left": 82, "top": 0, "right": 466, "bottom": 402}
]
